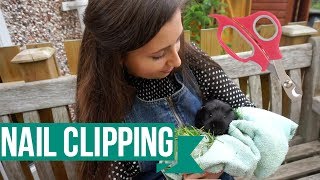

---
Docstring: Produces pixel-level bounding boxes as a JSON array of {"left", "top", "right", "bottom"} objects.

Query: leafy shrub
[{"left": 183, "top": 0, "right": 227, "bottom": 44}]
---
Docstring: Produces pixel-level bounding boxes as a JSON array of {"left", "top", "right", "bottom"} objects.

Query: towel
[
  {"left": 234, "top": 107, "right": 298, "bottom": 177},
  {"left": 164, "top": 107, "right": 298, "bottom": 179}
]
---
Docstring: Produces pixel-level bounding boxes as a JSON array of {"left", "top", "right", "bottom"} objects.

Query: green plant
[
  {"left": 183, "top": 0, "right": 227, "bottom": 44},
  {"left": 312, "top": 1, "right": 320, "bottom": 9},
  {"left": 175, "top": 126, "right": 215, "bottom": 157}
]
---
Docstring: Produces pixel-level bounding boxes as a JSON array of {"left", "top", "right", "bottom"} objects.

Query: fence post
[
  {"left": 11, "top": 47, "right": 59, "bottom": 123},
  {"left": 200, "top": 28, "right": 223, "bottom": 56},
  {"left": 11, "top": 47, "right": 59, "bottom": 82},
  {"left": 10, "top": 47, "right": 69, "bottom": 179},
  {"left": 64, "top": 39, "right": 81, "bottom": 75},
  {"left": 280, "top": 24, "right": 318, "bottom": 46},
  {"left": 184, "top": 30, "right": 191, "bottom": 43},
  {"left": 312, "top": 20, "right": 320, "bottom": 36},
  {"left": 26, "top": 42, "right": 62, "bottom": 76},
  {"left": 0, "top": 46, "right": 23, "bottom": 83}
]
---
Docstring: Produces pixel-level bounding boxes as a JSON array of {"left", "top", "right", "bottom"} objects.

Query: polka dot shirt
[
  {"left": 110, "top": 44, "right": 254, "bottom": 179},
  {"left": 107, "top": 161, "right": 139, "bottom": 180}
]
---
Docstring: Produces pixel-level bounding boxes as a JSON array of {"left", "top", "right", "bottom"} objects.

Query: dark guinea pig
[{"left": 195, "top": 99, "right": 236, "bottom": 135}]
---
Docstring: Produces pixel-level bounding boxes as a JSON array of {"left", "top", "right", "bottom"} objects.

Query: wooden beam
[
  {"left": 0, "top": 75, "right": 76, "bottom": 116},
  {"left": 297, "top": 0, "right": 311, "bottom": 22},
  {"left": 297, "top": 173, "right": 320, "bottom": 180},
  {"left": 212, "top": 43, "right": 313, "bottom": 78},
  {"left": 269, "top": 155, "right": 320, "bottom": 179},
  {"left": 285, "top": 141, "right": 320, "bottom": 162},
  {"left": 299, "top": 37, "right": 320, "bottom": 142},
  {"left": 285, "top": 0, "right": 295, "bottom": 24},
  {"left": 313, "top": 96, "right": 320, "bottom": 115}
]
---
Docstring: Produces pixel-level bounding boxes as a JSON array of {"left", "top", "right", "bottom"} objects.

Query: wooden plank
[
  {"left": 285, "top": 141, "right": 320, "bottom": 162},
  {"left": 252, "top": 0, "right": 288, "bottom": 2},
  {"left": 22, "top": 111, "right": 56, "bottom": 179},
  {"left": 252, "top": 10, "right": 287, "bottom": 19},
  {"left": 34, "top": 162, "right": 55, "bottom": 180},
  {"left": 297, "top": 173, "right": 320, "bottom": 180},
  {"left": 312, "top": 20, "right": 320, "bottom": 37},
  {"left": 269, "top": 155, "right": 320, "bottom": 179},
  {"left": 213, "top": 43, "right": 312, "bottom": 78},
  {"left": 63, "top": 162, "right": 79, "bottom": 180},
  {"left": 0, "top": 46, "right": 23, "bottom": 82},
  {"left": 30, "top": 117, "right": 78, "bottom": 179},
  {"left": 64, "top": 39, "right": 81, "bottom": 75},
  {"left": 24, "top": 112, "right": 69, "bottom": 179},
  {"left": 0, "top": 162, "right": 26, "bottom": 180},
  {"left": 299, "top": 37, "right": 320, "bottom": 142},
  {"left": 285, "top": 0, "right": 295, "bottom": 25},
  {"left": 0, "top": 162, "right": 7, "bottom": 180},
  {"left": 0, "top": 114, "right": 34, "bottom": 180},
  {"left": 0, "top": 75, "right": 76, "bottom": 116},
  {"left": 249, "top": 75, "right": 262, "bottom": 108},
  {"left": 232, "top": 78, "right": 240, "bottom": 87},
  {"left": 269, "top": 73, "right": 282, "bottom": 115},
  {"left": 239, "top": 77, "right": 248, "bottom": 95},
  {"left": 22, "top": 111, "right": 41, "bottom": 123},
  {"left": 252, "top": 3, "right": 288, "bottom": 10},
  {"left": 200, "top": 28, "right": 222, "bottom": 56},
  {"left": 313, "top": 96, "right": 320, "bottom": 115},
  {"left": 52, "top": 106, "right": 71, "bottom": 123},
  {"left": 230, "top": 28, "right": 252, "bottom": 53},
  {"left": 184, "top": 30, "right": 190, "bottom": 43},
  {"left": 257, "top": 24, "right": 276, "bottom": 40},
  {"left": 30, "top": 106, "right": 77, "bottom": 180},
  {"left": 225, "top": 0, "right": 235, "bottom": 17},
  {"left": 50, "top": 161, "right": 68, "bottom": 180},
  {"left": 0, "top": 115, "right": 10, "bottom": 123},
  {"left": 260, "top": 75, "right": 270, "bottom": 110},
  {"left": 226, "top": 0, "right": 252, "bottom": 18},
  {"left": 296, "top": 0, "right": 311, "bottom": 22},
  {"left": 288, "top": 21, "right": 308, "bottom": 26},
  {"left": 289, "top": 69, "right": 302, "bottom": 124},
  {"left": 289, "top": 135, "right": 304, "bottom": 146}
]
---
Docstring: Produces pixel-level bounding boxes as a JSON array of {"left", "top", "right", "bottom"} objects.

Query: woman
[{"left": 76, "top": 0, "right": 254, "bottom": 179}]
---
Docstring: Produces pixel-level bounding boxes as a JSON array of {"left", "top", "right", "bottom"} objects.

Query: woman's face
[{"left": 124, "top": 9, "right": 183, "bottom": 79}]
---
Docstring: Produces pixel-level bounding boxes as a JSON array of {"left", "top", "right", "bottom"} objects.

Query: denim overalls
[{"left": 125, "top": 71, "right": 234, "bottom": 180}]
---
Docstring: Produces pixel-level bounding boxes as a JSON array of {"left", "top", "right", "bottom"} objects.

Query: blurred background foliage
[
  {"left": 312, "top": 0, "right": 320, "bottom": 9},
  {"left": 183, "top": 0, "right": 228, "bottom": 44}
]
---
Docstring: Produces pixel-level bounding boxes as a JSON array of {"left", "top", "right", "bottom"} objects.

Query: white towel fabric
[{"left": 164, "top": 107, "right": 298, "bottom": 179}]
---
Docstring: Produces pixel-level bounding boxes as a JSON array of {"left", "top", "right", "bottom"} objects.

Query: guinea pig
[{"left": 195, "top": 99, "right": 236, "bottom": 135}]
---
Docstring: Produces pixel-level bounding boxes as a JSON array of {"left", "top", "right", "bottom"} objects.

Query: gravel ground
[{"left": 1, "top": 0, "right": 82, "bottom": 75}]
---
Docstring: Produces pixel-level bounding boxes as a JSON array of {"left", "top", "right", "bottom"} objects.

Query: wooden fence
[
  {"left": 0, "top": 21, "right": 319, "bottom": 180},
  {"left": 0, "top": 21, "right": 319, "bottom": 81}
]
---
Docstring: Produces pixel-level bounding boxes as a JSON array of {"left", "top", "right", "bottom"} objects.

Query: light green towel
[
  {"left": 164, "top": 107, "right": 298, "bottom": 179},
  {"left": 234, "top": 107, "right": 298, "bottom": 178}
]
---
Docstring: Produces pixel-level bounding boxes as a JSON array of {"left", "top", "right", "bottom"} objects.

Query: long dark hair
[{"left": 76, "top": 0, "right": 220, "bottom": 179}]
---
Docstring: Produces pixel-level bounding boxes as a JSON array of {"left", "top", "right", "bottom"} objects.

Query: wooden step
[
  {"left": 297, "top": 173, "right": 320, "bottom": 180},
  {"left": 285, "top": 140, "right": 320, "bottom": 162},
  {"left": 268, "top": 155, "right": 320, "bottom": 179},
  {"left": 235, "top": 141, "right": 320, "bottom": 180}
]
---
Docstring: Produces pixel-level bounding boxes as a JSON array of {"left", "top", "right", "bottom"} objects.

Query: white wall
[{"left": 0, "top": 8, "right": 12, "bottom": 47}]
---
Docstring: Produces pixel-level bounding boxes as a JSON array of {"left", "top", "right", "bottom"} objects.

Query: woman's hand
[{"left": 183, "top": 171, "right": 223, "bottom": 179}]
